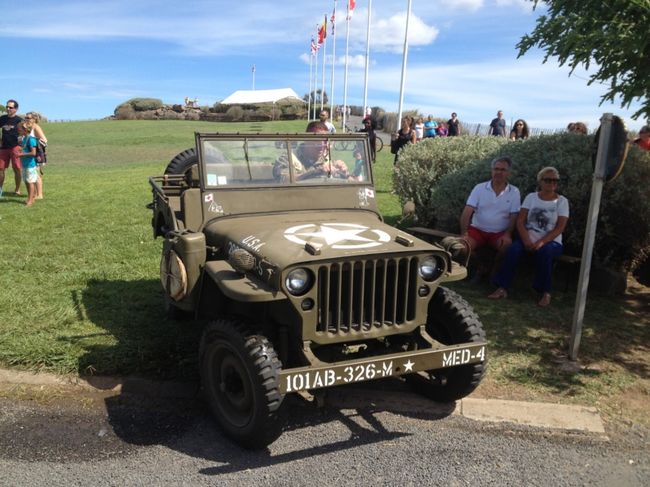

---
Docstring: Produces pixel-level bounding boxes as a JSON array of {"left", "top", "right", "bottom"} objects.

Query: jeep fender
[{"left": 204, "top": 260, "right": 287, "bottom": 303}]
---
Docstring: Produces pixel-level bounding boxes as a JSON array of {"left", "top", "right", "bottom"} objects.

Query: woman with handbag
[{"left": 390, "top": 116, "right": 416, "bottom": 165}]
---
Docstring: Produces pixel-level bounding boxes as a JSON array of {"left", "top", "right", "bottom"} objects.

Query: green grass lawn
[{"left": 0, "top": 119, "right": 647, "bottom": 425}]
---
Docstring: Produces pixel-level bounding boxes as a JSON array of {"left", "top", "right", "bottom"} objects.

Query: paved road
[{"left": 1, "top": 383, "right": 648, "bottom": 486}]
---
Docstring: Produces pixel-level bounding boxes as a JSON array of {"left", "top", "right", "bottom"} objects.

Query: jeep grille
[{"left": 317, "top": 257, "right": 419, "bottom": 335}]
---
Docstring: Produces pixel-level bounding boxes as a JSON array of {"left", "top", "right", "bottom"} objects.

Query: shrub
[
  {"left": 137, "top": 110, "right": 157, "bottom": 120},
  {"left": 212, "top": 103, "right": 230, "bottom": 113},
  {"left": 122, "top": 98, "right": 164, "bottom": 112},
  {"left": 418, "top": 134, "right": 650, "bottom": 272},
  {"left": 225, "top": 106, "right": 244, "bottom": 121},
  {"left": 393, "top": 135, "right": 507, "bottom": 223},
  {"left": 114, "top": 104, "right": 136, "bottom": 120},
  {"left": 161, "top": 110, "right": 182, "bottom": 120}
]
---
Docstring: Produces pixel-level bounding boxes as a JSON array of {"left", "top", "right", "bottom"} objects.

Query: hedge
[{"left": 394, "top": 134, "right": 650, "bottom": 272}]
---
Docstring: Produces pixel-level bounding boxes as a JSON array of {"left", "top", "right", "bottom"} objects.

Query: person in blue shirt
[
  {"left": 423, "top": 115, "right": 437, "bottom": 138},
  {"left": 16, "top": 121, "right": 38, "bottom": 206}
]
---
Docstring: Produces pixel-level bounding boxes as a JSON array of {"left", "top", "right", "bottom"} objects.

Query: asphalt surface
[
  {"left": 0, "top": 368, "right": 606, "bottom": 434},
  {"left": 1, "top": 377, "right": 648, "bottom": 487}
]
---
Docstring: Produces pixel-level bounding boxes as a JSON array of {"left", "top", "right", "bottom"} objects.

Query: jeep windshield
[{"left": 198, "top": 134, "right": 372, "bottom": 188}]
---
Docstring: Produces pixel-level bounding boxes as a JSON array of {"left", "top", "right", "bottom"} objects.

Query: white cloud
[
  {"left": 344, "top": 56, "right": 645, "bottom": 130},
  {"left": 363, "top": 11, "right": 439, "bottom": 53},
  {"left": 440, "top": 0, "right": 484, "bottom": 12},
  {"left": 495, "top": 0, "right": 535, "bottom": 11}
]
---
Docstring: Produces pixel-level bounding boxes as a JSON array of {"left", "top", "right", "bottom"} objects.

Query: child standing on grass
[
  {"left": 24, "top": 112, "right": 47, "bottom": 199},
  {"left": 16, "top": 121, "right": 38, "bottom": 206}
]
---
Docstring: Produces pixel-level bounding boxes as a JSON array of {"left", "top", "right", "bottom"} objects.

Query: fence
[{"left": 461, "top": 122, "right": 567, "bottom": 136}]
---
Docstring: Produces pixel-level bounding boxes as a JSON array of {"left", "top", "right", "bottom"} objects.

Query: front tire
[
  {"left": 407, "top": 287, "right": 487, "bottom": 402},
  {"left": 200, "top": 319, "right": 285, "bottom": 449}
]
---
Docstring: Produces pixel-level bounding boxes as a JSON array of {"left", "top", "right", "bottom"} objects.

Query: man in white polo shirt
[{"left": 460, "top": 156, "right": 521, "bottom": 278}]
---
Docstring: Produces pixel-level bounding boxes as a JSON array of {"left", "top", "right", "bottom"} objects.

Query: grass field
[{"left": 0, "top": 119, "right": 648, "bottom": 427}]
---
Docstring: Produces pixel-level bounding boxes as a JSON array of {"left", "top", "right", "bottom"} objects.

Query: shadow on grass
[
  {"left": 448, "top": 279, "right": 650, "bottom": 396},
  {"left": 77, "top": 278, "right": 202, "bottom": 380}
]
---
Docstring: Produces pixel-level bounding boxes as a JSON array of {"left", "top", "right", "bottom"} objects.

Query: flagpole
[
  {"left": 397, "top": 0, "right": 412, "bottom": 125},
  {"left": 362, "top": 0, "right": 372, "bottom": 115},
  {"left": 314, "top": 27, "right": 320, "bottom": 120},
  {"left": 308, "top": 47, "right": 313, "bottom": 121},
  {"left": 342, "top": 2, "right": 351, "bottom": 131},
  {"left": 321, "top": 15, "right": 327, "bottom": 112},
  {"left": 330, "top": 1, "right": 337, "bottom": 120}
]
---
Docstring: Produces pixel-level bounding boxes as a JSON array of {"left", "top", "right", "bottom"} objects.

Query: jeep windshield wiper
[{"left": 242, "top": 139, "right": 253, "bottom": 181}]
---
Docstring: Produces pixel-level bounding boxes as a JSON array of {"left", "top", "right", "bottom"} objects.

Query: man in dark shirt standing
[
  {"left": 488, "top": 110, "right": 507, "bottom": 137},
  {"left": 0, "top": 99, "right": 23, "bottom": 197}
]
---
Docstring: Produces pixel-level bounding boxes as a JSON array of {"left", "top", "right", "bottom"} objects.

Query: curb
[{"left": 0, "top": 368, "right": 606, "bottom": 435}]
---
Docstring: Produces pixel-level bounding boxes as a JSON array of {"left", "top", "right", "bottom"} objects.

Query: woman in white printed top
[{"left": 488, "top": 166, "right": 569, "bottom": 307}]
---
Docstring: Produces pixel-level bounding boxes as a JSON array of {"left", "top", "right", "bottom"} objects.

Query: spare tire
[{"left": 165, "top": 148, "right": 197, "bottom": 177}]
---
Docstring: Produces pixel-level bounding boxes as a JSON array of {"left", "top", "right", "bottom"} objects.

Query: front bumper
[{"left": 279, "top": 340, "right": 486, "bottom": 394}]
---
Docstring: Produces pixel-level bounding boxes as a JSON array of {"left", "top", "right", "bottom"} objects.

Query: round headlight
[
  {"left": 419, "top": 256, "right": 439, "bottom": 281},
  {"left": 285, "top": 268, "right": 312, "bottom": 296}
]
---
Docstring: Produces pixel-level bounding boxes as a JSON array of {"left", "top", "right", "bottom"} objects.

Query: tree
[
  {"left": 517, "top": 0, "right": 650, "bottom": 120},
  {"left": 302, "top": 89, "right": 328, "bottom": 106}
]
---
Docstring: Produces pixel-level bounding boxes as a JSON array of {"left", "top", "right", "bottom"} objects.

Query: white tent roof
[{"left": 220, "top": 88, "right": 303, "bottom": 105}]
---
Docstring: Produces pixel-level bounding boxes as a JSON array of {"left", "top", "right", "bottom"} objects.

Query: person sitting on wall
[
  {"left": 459, "top": 156, "right": 521, "bottom": 281},
  {"left": 488, "top": 166, "right": 569, "bottom": 307}
]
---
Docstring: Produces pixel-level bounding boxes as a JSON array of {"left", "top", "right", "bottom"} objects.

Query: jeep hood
[{"left": 204, "top": 211, "right": 436, "bottom": 269}]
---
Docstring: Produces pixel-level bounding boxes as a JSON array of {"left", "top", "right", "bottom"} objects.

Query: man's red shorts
[
  {"left": 0, "top": 146, "right": 21, "bottom": 170},
  {"left": 467, "top": 225, "right": 506, "bottom": 249}
]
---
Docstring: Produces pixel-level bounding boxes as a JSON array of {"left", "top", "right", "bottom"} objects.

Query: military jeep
[{"left": 148, "top": 132, "right": 486, "bottom": 449}]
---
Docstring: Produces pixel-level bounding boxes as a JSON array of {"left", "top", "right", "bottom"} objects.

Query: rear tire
[
  {"left": 200, "top": 319, "right": 285, "bottom": 449},
  {"left": 406, "top": 287, "right": 487, "bottom": 402}
]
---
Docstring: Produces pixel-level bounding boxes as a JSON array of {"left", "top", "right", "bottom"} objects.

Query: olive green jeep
[{"left": 149, "top": 132, "right": 486, "bottom": 449}]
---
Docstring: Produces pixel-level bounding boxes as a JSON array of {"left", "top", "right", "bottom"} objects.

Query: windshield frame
[{"left": 195, "top": 133, "right": 374, "bottom": 189}]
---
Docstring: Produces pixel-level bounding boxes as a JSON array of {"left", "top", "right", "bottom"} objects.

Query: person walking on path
[
  {"left": 0, "top": 99, "right": 23, "bottom": 197},
  {"left": 510, "top": 119, "right": 529, "bottom": 140},
  {"left": 423, "top": 115, "right": 437, "bottom": 138},
  {"left": 319, "top": 110, "right": 336, "bottom": 133},
  {"left": 460, "top": 156, "right": 521, "bottom": 280},
  {"left": 447, "top": 112, "right": 461, "bottom": 136},
  {"left": 390, "top": 116, "right": 416, "bottom": 165},
  {"left": 488, "top": 166, "right": 569, "bottom": 307},
  {"left": 488, "top": 110, "right": 507, "bottom": 137}
]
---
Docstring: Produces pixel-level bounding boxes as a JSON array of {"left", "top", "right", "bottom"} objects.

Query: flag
[
  {"left": 310, "top": 37, "right": 318, "bottom": 56},
  {"left": 348, "top": 0, "right": 356, "bottom": 19},
  {"left": 251, "top": 64, "right": 255, "bottom": 73},
  {"left": 318, "top": 15, "right": 327, "bottom": 43}
]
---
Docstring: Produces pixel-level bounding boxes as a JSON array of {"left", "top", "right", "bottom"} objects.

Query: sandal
[
  {"left": 538, "top": 293, "right": 551, "bottom": 307},
  {"left": 487, "top": 288, "right": 508, "bottom": 300}
]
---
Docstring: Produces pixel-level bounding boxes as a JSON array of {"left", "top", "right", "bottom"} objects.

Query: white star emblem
[
  {"left": 284, "top": 223, "right": 390, "bottom": 249},
  {"left": 403, "top": 360, "right": 415, "bottom": 372}
]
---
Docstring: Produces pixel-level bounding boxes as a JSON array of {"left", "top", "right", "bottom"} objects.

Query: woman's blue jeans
[{"left": 492, "top": 239, "right": 563, "bottom": 293}]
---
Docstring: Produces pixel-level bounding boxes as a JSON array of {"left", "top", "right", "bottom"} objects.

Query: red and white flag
[
  {"left": 347, "top": 0, "right": 356, "bottom": 19},
  {"left": 310, "top": 37, "right": 318, "bottom": 55},
  {"left": 318, "top": 15, "right": 327, "bottom": 43},
  {"left": 330, "top": 10, "right": 336, "bottom": 35}
]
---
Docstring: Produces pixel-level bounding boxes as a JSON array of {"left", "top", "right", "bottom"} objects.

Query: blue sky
[{"left": 1, "top": 0, "right": 645, "bottom": 130}]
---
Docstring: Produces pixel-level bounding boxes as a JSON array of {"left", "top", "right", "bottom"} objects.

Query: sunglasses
[
  {"left": 516, "top": 123, "right": 523, "bottom": 126},
  {"left": 542, "top": 178, "right": 559, "bottom": 183},
  {"left": 7, "top": 106, "right": 16, "bottom": 109}
]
